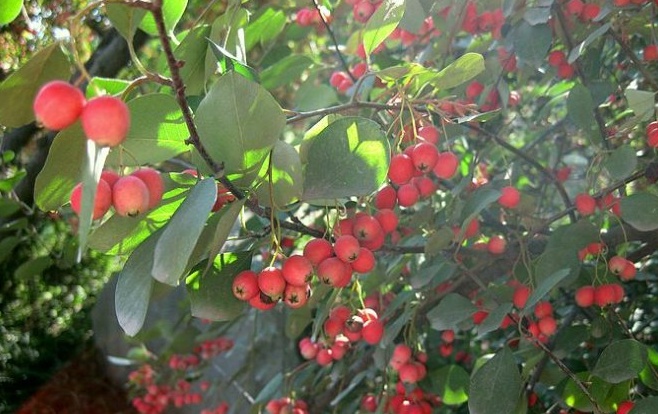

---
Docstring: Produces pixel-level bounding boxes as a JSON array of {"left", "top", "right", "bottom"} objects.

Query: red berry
[
  {"left": 575, "top": 193, "right": 597, "bottom": 216},
  {"left": 412, "top": 176, "right": 436, "bottom": 198},
  {"left": 433, "top": 152, "right": 459, "bottom": 179},
  {"left": 580, "top": 3, "right": 600, "bottom": 20},
  {"left": 398, "top": 362, "right": 420, "bottom": 384},
  {"left": 257, "top": 266, "right": 286, "bottom": 300},
  {"left": 487, "top": 236, "right": 507, "bottom": 254},
  {"left": 81, "top": 96, "right": 131, "bottom": 147},
  {"left": 534, "top": 301, "right": 553, "bottom": 319},
  {"left": 334, "top": 235, "right": 361, "bottom": 263},
  {"left": 100, "top": 170, "right": 120, "bottom": 187},
  {"left": 33, "top": 80, "right": 86, "bottom": 130},
  {"left": 353, "top": 214, "right": 384, "bottom": 243},
  {"left": 361, "top": 319, "right": 384, "bottom": 344},
  {"left": 594, "top": 284, "right": 616, "bottom": 307},
  {"left": 565, "top": 0, "right": 584, "bottom": 16},
  {"left": 232, "top": 270, "right": 259, "bottom": 301},
  {"left": 644, "top": 45, "right": 658, "bottom": 61},
  {"left": 417, "top": 125, "right": 439, "bottom": 144},
  {"left": 317, "top": 257, "right": 352, "bottom": 287},
  {"left": 411, "top": 142, "right": 439, "bottom": 173},
  {"left": 303, "top": 238, "right": 333, "bottom": 267},
  {"left": 388, "top": 154, "right": 415, "bottom": 185},
  {"left": 617, "top": 401, "right": 634, "bottom": 414},
  {"left": 397, "top": 183, "right": 420, "bottom": 207},
  {"left": 575, "top": 286, "right": 595, "bottom": 307},
  {"left": 70, "top": 179, "right": 113, "bottom": 220},
  {"left": 513, "top": 286, "right": 531, "bottom": 309},
  {"left": 298, "top": 337, "right": 318, "bottom": 360},
  {"left": 131, "top": 168, "right": 164, "bottom": 210},
  {"left": 646, "top": 121, "right": 658, "bottom": 148},
  {"left": 557, "top": 63, "right": 575, "bottom": 79},
  {"left": 315, "top": 348, "right": 333, "bottom": 366},
  {"left": 547, "top": 50, "right": 566, "bottom": 67},
  {"left": 498, "top": 186, "right": 520, "bottom": 209},
  {"left": 538, "top": 316, "right": 557, "bottom": 336},
  {"left": 374, "top": 185, "right": 397, "bottom": 209},
  {"left": 351, "top": 247, "right": 375, "bottom": 273},
  {"left": 282, "top": 255, "right": 314, "bottom": 286},
  {"left": 249, "top": 292, "right": 277, "bottom": 310},
  {"left": 375, "top": 209, "right": 398, "bottom": 233},
  {"left": 465, "top": 80, "right": 485, "bottom": 100},
  {"left": 283, "top": 283, "right": 310, "bottom": 308},
  {"left": 113, "top": 175, "right": 150, "bottom": 217}
]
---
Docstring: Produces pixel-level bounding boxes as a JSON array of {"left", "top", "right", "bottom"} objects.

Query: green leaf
[
  {"left": 639, "top": 348, "right": 658, "bottom": 390},
  {"left": 0, "top": 43, "right": 70, "bottom": 128},
  {"left": 0, "top": 0, "right": 22, "bottom": 25},
  {"left": 625, "top": 86, "right": 655, "bottom": 122},
  {"left": 260, "top": 54, "right": 314, "bottom": 90},
  {"left": 430, "top": 53, "right": 485, "bottom": 90},
  {"left": 195, "top": 72, "right": 285, "bottom": 185},
  {"left": 245, "top": 7, "right": 287, "bottom": 51},
  {"left": 363, "top": 0, "right": 406, "bottom": 60},
  {"left": 207, "top": 38, "right": 258, "bottom": 82},
  {"left": 568, "top": 23, "right": 612, "bottom": 64},
  {"left": 0, "top": 236, "right": 20, "bottom": 264},
  {"left": 86, "top": 77, "right": 131, "bottom": 99},
  {"left": 105, "top": 94, "right": 189, "bottom": 168},
  {"left": 460, "top": 187, "right": 501, "bottom": 223},
  {"left": 0, "top": 169, "right": 25, "bottom": 192},
  {"left": 431, "top": 365, "right": 470, "bottom": 405},
  {"left": 513, "top": 22, "right": 552, "bottom": 67},
  {"left": 469, "top": 347, "right": 523, "bottom": 414},
  {"left": 77, "top": 141, "right": 110, "bottom": 260},
  {"left": 186, "top": 252, "right": 251, "bottom": 321},
  {"left": 34, "top": 125, "right": 85, "bottom": 211},
  {"left": 139, "top": 0, "right": 187, "bottom": 35},
  {"left": 106, "top": 4, "right": 146, "bottom": 41},
  {"left": 567, "top": 83, "right": 595, "bottom": 130},
  {"left": 424, "top": 228, "right": 455, "bottom": 256},
  {"left": 603, "top": 145, "right": 637, "bottom": 181},
  {"left": 0, "top": 198, "right": 21, "bottom": 217},
  {"left": 152, "top": 178, "right": 217, "bottom": 285},
  {"left": 286, "top": 306, "right": 313, "bottom": 340},
  {"left": 399, "top": 0, "right": 426, "bottom": 33},
  {"left": 621, "top": 193, "right": 658, "bottom": 232},
  {"left": 256, "top": 141, "right": 303, "bottom": 208},
  {"left": 523, "top": 6, "right": 551, "bottom": 25},
  {"left": 14, "top": 256, "right": 53, "bottom": 280},
  {"left": 302, "top": 117, "right": 390, "bottom": 202},
  {"left": 427, "top": 293, "right": 477, "bottom": 331},
  {"left": 294, "top": 80, "right": 338, "bottom": 111},
  {"left": 477, "top": 302, "right": 513, "bottom": 336},
  {"left": 204, "top": 7, "right": 249, "bottom": 83},
  {"left": 172, "top": 25, "right": 211, "bottom": 95},
  {"left": 631, "top": 396, "right": 658, "bottom": 413},
  {"left": 523, "top": 268, "right": 570, "bottom": 313},
  {"left": 254, "top": 372, "right": 283, "bottom": 403},
  {"left": 593, "top": 339, "right": 647, "bottom": 384},
  {"left": 115, "top": 229, "right": 161, "bottom": 336},
  {"left": 203, "top": 199, "right": 246, "bottom": 270}
]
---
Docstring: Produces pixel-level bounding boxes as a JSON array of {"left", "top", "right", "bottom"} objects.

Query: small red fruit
[
  {"left": 298, "top": 337, "right": 318, "bottom": 360},
  {"left": 112, "top": 175, "right": 150, "bottom": 217},
  {"left": 396, "top": 183, "right": 420, "bottom": 207},
  {"left": 249, "top": 292, "right": 277, "bottom": 310},
  {"left": 303, "top": 238, "right": 333, "bottom": 267},
  {"left": 538, "top": 316, "right": 557, "bottom": 336},
  {"left": 575, "top": 285, "right": 595, "bottom": 307},
  {"left": 534, "top": 301, "right": 553, "bottom": 319},
  {"left": 232, "top": 270, "right": 259, "bottom": 301},
  {"left": 388, "top": 154, "right": 415, "bottom": 185},
  {"left": 487, "top": 236, "right": 506, "bottom": 254},
  {"left": 353, "top": 214, "right": 384, "bottom": 243},
  {"left": 411, "top": 142, "right": 439, "bottom": 173},
  {"left": 361, "top": 318, "right": 384, "bottom": 344},
  {"left": 398, "top": 362, "right": 420, "bottom": 384},
  {"left": 513, "top": 286, "right": 531, "bottom": 309},
  {"left": 69, "top": 179, "right": 113, "bottom": 220},
  {"left": 351, "top": 247, "right": 375, "bottom": 273},
  {"left": 472, "top": 310, "right": 489, "bottom": 325},
  {"left": 100, "top": 170, "right": 120, "bottom": 187},
  {"left": 33, "top": 80, "right": 86, "bottom": 130},
  {"left": 617, "top": 401, "right": 634, "bottom": 414},
  {"left": 547, "top": 50, "right": 566, "bottom": 67},
  {"left": 333, "top": 235, "right": 361, "bottom": 263},
  {"left": 375, "top": 209, "right": 398, "bottom": 233},
  {"left": 575, "top": 193, "right": 597, "bottom": 216},
  {"left": 433, "top": 152, "right": 459, "bottom": 179},
  {"left": 282, "top": 255, "right": 314, "bottom": 286},
  {"left": 317, "top": 257, "right": 353, "bottom": 287},
  {"left": 417, "top": 125, "right": 439, "bottom": 144},
  {"left": 374, "top": 185, "right": 397, "bottom": 209},
  {"left": 81, "top": 96, "right": 131, "bottom": 147},
  {"left": 644, "top": 45, "right": 658, "bottom": 61},
  {"left": 283, "top": 283, "right": 309, "bottom": 309},
  {"left": 498, "top": 186, "right": 520, "bottom": 209},
  {"left": 131, "top": 168, "right": 164, "bottom": 210},
  {"left": 257, "top": 266, "right": 286, "bottom": 300}
]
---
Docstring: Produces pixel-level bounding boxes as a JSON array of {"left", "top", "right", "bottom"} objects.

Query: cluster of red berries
[
  {"left": 389, "top": 344, "right": 428, "bottom": 384},
  {"left": 574, "top": 283, "right": 625, "bottom": 307},
  {"left": 380, "top": 382, "right": 442, "bottom": 414},
  {"left": 513, "top": 287, "right": 559, "bottom": 342},
  {"left": 265, "top": 397, "right": 309, "bottom": 414},
  {"left": 547, "top": 50, "right": 575, "bottom": 79},
  {"left": 345, "top": 0, "right": 382, "bottom": 23},
  {"left": 563, "top": 0, "right": 601, "bottom": 22},
  {"left": 33, "top": 80, "right": 130, "bottom": 147},
  {"left": 460, "top": 1, "right": 505, "bottom": 39},
  {"left": 70, "top": 167, "right": 164, "bottom": 220},
  {"left": 298, "top": 305, "right": 385, "bottom": 366},
  {"left": 130, "top": 379, "right": 205, "bottom": 414},
  {"left": 388, "top": 17, "right": 438, "bottom": 47},
  {"left": 193, "top": 337, "right": 234, "bottom": 360},
  {"left": 574, "top": 192, "right": 622, "bottom": 217},
  {"left": 329, "top": 62, "right": 367, "bottom": 94}
]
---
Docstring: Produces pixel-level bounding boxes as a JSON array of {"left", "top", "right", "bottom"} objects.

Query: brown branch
[{"left": 609, "top": 28, "right": 658, "bottom": 91}]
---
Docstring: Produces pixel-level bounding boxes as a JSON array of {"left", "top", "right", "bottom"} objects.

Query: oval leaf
[
  {"left": 302, "top": 116, "right": 390, "bottom": 202},
  {"left": 621, "top": 193, "right": 658, "bottom": 231},
  {"left": 363, "top": 0, "right": 406, "bottom": 60},
  {"left": 256, "top": 140, "right": 303, "bottom": 208},
  {"left": 593, "top": 339, "right": 647, "bottom": 384},
  {"left": 106, "top": 94, "right": 189, "bottom": 168},
  {"left": 139, "top": 0, "right": 187, "bottom": 36},
  {"left": 115, "top": 230, "right": 161, "bottom": 336},
  {"left": 195, "top": 72, "right": 285, "bottom": 184},
  {"left": 186, "top": 252, "right": 251, "bottom": 321},
  {"left": 0, "top": 0, "right": 22, "bottom": 25},
  {"left": 152, "top": 178, "right": 217, "bottom": 285},
  {"left": 469, "top": 347, "right": 523, "bottom": 414},
  {"left": 427, "top": 293, "right": 477, "bottom": 331},
  {"left": 431, "top": 365, "right": 470, "bottom": 405},
  {"left": 430, "top": 53, "right": 485, "bottom": 91},
  {"left": 604, "top": 145, "right": 637, "bottom": 181}
]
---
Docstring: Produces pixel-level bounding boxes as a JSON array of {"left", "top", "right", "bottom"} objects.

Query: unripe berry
[
  {"left": 33, "top": 80, "right": 86, "bottom": 130},
  {"left": 81, "top": 96, "right": 131, "bottom": 147},
  {"left": 131, "top": 168, "right": 164, "bottom": 210},
  {"left": 112, "top": 175, "right": 150, "bottom": 217},
  {"left": 70, "top": 179, "right": 113, "bottom": 220}
]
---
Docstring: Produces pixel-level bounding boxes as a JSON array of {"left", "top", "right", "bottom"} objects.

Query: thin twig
[{"left": 311, "top": 0, "right": 356, "bottom": 82}]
